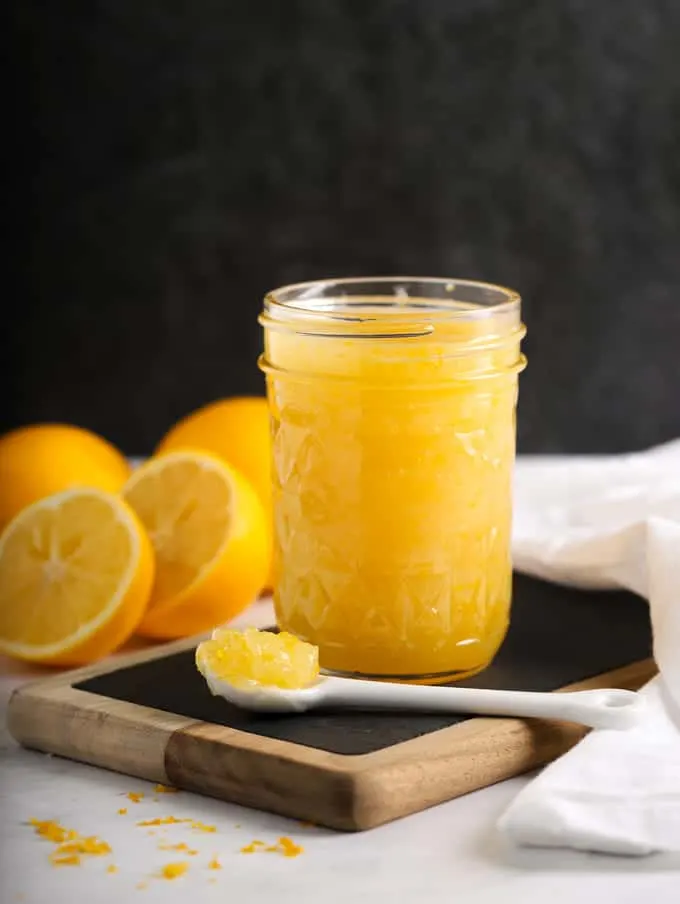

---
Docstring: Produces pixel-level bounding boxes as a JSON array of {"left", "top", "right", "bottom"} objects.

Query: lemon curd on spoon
[{"left": 196, "top": 627, "right": 319, "bottom": 689}]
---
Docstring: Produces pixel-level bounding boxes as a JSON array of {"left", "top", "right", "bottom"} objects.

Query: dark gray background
[{"left": 9, "top": 0, "right": 680, "bottom": 455}]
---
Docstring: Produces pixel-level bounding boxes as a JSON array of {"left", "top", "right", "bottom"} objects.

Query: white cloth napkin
[{"left": 497, "top": 440, "right": 680, "bottom": 856}]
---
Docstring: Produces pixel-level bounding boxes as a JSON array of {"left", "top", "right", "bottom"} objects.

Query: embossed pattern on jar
[{"left": 260, "top": 279, "right": 526, "bottom": 682}]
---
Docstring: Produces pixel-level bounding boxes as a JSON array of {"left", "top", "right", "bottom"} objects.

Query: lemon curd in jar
[{"left": 260, "top": 278, "right": 526, "bottom": 682}]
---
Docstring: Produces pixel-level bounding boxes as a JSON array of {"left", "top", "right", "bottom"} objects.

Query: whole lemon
[
  {"left": 0, "top": 424, "right": 131, "bottom": 530},
  {"left": 156, "top": 396, "right": 272, "bottom": 519}
]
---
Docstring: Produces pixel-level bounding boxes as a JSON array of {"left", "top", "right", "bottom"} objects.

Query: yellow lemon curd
[
  {"left": 196, "top": 627, "right": 319, "bottom": 689},
  {"left": 261, "top": 282, "right": 525, "bottom": 681}
]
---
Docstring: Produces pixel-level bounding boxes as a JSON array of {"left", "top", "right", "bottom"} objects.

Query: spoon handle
[{"left": 324, "top": 680, "right": 642, "bottom": 730}]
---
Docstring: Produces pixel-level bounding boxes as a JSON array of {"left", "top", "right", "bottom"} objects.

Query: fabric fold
[{"left": 498, "top": 441, "right": 680, "bottom": 855}]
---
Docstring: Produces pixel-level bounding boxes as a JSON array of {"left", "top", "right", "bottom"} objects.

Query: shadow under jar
[{"left": 259, "top": 278, "right": 526, "bottom": 683}]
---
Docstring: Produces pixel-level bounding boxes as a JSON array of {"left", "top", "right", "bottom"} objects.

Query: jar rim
[
  {"left": 262, "top": 277, "right": 521, "bottom": 338},
  {"left": 260, "top": 277, "right": 525, "bottom": 378}
]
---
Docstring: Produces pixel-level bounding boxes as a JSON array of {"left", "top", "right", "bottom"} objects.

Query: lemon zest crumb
[
  {"left": 239, "top": 836, "right": 303, "bottom": 858},
  {"left": 160, "top": 862, "right": 188, "bottom": 880},
  {"left": 240, "top": 840, "right": 266, "bottom": 854},
  {"left": 30, "top": 820, "right": 74, "bottom": 843},
  {"left": 158, "top": 842, "right": 198, "bottom": 855},
  {"left": 190, "top": 820, "right": 216, "bottom": 833},
  {"left": 30, "top": 819, "right": 113, "bottom": 867},
  {"left": 137, "top": 816, "right": 192, "bottom": 827},
  {"left": 279, "top": 836, "right": 304, "bottom": 858}
]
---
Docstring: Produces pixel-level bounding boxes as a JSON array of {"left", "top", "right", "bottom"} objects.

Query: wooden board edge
[
  {"left": 165, "top": 723, "right": 359, "bottom": 831},
  {"left": 344, "top": 657, "right": 657, "bottom": 829},
  {"left": 15, "top": 633, "right": 208, "bottom": 692},
  {"left": 160, "top": 657, "right": 656, "bottom": 832},
  {"left": 7, "top": 683, "right": 197, "bottom": 784},
  {"left": 8, "top": 646, "right": 657, "bottom": 833},
  {"left": 555, "top": 657, "right": 656, "bottom": 694}
]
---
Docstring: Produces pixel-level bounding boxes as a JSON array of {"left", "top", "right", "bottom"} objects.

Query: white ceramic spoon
[{"left": 202, "top": 669, "right": 644, "bottom": 730}]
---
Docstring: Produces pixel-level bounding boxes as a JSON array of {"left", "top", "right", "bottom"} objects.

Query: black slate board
[{"left": 76, "top": 574, "right": 652, "bottom": 756}]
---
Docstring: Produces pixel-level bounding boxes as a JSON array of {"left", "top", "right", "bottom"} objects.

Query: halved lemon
[
  {"left": 122, "top": 450, "right": 270, "bottom": 640},
  {"left": 155, "top": 397, "right": 272, "bottom": 519},
  {"left": 0, "top": 488, "right": 154, "bottom": 666},
  {"left": 155, "top": 397, "right": 275, "bottom": 588}
]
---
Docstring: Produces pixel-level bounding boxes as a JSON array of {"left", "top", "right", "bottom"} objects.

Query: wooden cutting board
[{"left": 8, "top": 575, "right": 655, "bottom": 831}]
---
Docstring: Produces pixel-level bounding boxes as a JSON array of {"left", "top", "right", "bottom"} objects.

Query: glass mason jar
[{"left": 259, "top": 277, "right": 526, "bottom": 682}]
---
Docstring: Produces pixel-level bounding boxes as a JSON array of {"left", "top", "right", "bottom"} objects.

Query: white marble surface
[{"left": 2, "top": 599, "right": 679, "bottom": 904}]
